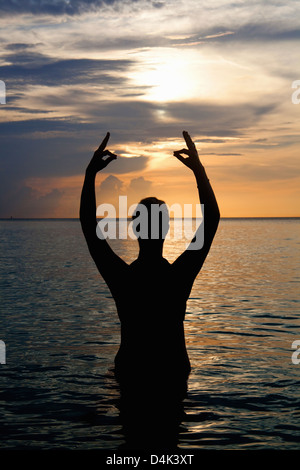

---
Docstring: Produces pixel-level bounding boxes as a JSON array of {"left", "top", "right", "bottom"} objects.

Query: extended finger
[
  {"left": 183, "top": 130, "right": 197, "bottom": 152},
  {"left": 97, "top": 132, "right": 110, "bottom": 152}
]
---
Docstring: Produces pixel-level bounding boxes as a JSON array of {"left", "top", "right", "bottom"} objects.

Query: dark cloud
[
  {"left": 14, "top": 186, "right": 64, "bottom": 217},
  {"left": 99, "top": 174, "right": 123, "bottom": 190},
  {"left": 101, "top": 156, "right": 149, "bottom": 174},
  {"left": 172, "top": 23, "right": 300, "bottom": 47},
  {"left": 0, "top": 97, "right": 278, "bottom": 182},
  {"left": 152, "top": 1, "right": 164, "bottom": 8},
  {"left": 69, "top": 20, "right": 300, "bottom": 53},
  {"left": 0, "top": 118, "right": 78, "bottom": 137},
  {"left": 162, "top": 101, "right": 278, "bottom": 137},
  {"left": 96, "top": 175, "right": 154, "bottom": 207},
  {"left": 0, "top": 121, "right": 150, "bottom": 181},
  {"left": 5, "top": 43, "right": 40, "bottom": 51},
  {"left": 0, "top": 93, "right": 281, "bottom": 216},
  {"left": 0, "top": 0, "right": 117, "bottom": 16},
  {"left": 234, "top": 22, "right": 300, "bottom": 42},
  {"left": 0, "top": 176, "right": 64, "bottom": 218},
  {"left": 72, "top": 35, "right": 167, "bottom": 52},
  {"left": 1, "top": 50, "right": 133, "bottom": 87},
  {"left": 196, "top": 138, "right": 227, "bottom": 144},
  {"left": 0, "top": 0, "right": 162, "bottom": 16},
  {"left": 1, "top": 98, "right": 278, "bottom": 142}
]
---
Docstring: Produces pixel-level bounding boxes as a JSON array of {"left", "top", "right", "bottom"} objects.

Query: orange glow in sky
[{"left": 0, "top": 1, "right": 299, "bottom": 218}]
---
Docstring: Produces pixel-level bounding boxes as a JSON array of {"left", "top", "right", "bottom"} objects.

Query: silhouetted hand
[
  {"left": 87, "top": 132, "right": 117, "bottom": 173},
  {"left": 173, "top": 131, "right": 202, "bottom": 173}
]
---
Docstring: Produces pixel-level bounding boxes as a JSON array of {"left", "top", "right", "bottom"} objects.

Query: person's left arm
[{"left": 172, "top": 131, "right": 220, "bottom": 288}]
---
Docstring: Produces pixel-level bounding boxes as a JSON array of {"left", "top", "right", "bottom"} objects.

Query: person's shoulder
[{"left": 129, "top": 259, "right": 139, "bottom": 267}]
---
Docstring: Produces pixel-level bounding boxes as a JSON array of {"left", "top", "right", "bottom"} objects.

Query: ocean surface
[{"left": 0, "top": 218, "right": 299, "bottom": 450}]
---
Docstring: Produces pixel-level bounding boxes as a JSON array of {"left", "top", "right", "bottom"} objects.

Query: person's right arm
[{"left": 80, "top": 132, "right": 128, "bottom": 290}]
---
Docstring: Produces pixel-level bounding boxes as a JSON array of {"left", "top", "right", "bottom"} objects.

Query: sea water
[{"left": 0, "top": 218, "right": 299, "bottom": 450}]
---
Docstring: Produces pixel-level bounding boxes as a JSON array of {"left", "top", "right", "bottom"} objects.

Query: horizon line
[{"left": 1, "top": 216, "right": 299, "bottom": 221}]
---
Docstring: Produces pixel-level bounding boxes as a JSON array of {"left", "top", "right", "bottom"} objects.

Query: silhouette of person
[{"left": 80, "top": 131, "right": 220, "bottom": 449}]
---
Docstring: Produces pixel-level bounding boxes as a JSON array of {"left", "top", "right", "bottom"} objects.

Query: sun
[
  {"left": 138, "top": 59, "right": 193, "bottom": 102},
  {"left": 129, "top": 49, "right": 206, "bottom": 103}
]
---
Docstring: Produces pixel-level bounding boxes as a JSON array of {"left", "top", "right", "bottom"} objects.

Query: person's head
[{"left": 131, "top": 197, "right": 169, "bottom": 245}]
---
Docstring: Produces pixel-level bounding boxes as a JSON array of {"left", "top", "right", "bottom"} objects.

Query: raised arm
[
  {"left": 172, "top": 131, "right": 220, "bottom": 285},
  {"left": 80, "top": 132, "right": 128, "bottom": 291}
]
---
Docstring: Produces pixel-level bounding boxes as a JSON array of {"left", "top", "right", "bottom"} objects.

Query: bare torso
[{"left": 113, "top": 257, "right": 191, "bottom": 381}]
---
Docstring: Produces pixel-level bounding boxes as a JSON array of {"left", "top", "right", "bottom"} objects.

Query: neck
[{"left": 138, "top": 239, "right": 164, "bottom": 261}]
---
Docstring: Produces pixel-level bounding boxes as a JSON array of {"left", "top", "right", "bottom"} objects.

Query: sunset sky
[{"left": 0, "top": 0, "right": 299, "bottom": 218}]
